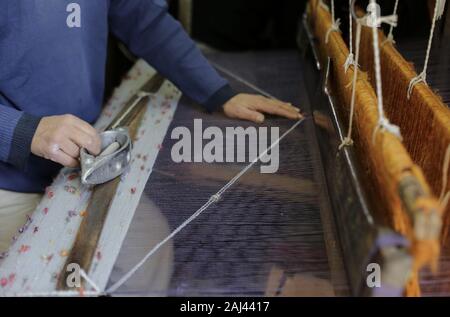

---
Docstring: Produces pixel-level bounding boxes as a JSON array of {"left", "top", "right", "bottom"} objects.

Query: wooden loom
[
  {"left": 357, "top": 17, "right": 450, "bottom": 239},
  {"left": 303, "top": 0, "right": 447, "bottom": 296}
]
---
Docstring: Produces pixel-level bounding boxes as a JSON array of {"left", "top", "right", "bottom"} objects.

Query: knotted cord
[
  {"left": 344, "top": 0, "right": 356, "bottom": 73},
  {"left": 325, "top": 0, "right": 341, "bottom": 44},
  {"left": 340, "top": 0, "right": 400, "bottom": 149},
  {"left": 339, "top": 19, "right": 362, "bottom": 149},
  {"left": 407, "top": 0, "right": 446, "bottom": 99},
  {"left": 382, "top": 0, "right": 400, "bottom": 46},
  {"left": 367, "top": 0, "right": 402, "bottom": 143}
]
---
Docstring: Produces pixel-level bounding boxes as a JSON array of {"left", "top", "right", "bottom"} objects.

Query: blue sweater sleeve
[
  {"left": 0, "top": 105, "right": 41, "bottom": 170},
  {"left": 108, "top": 0, "right": 236, "bottom": 112}
]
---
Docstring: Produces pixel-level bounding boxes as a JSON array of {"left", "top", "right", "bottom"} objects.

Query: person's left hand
[{"left": 222, "top": 94, "right": 303, "bottom": 123}]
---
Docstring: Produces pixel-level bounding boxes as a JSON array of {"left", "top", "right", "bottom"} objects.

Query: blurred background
[{"left": 105, "top": 0, "right": 447, "bottom": 100}]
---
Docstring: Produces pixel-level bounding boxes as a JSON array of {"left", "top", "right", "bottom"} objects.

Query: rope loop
[
  {"left": 344, "top": 53, "right": 355, "bottom": 73},
  {"left": 325, "top": 18, "right": 341, "bottom": 44},
  {"left": 372, "top": 117, "right": 403, "bottom": 144},
  {"left": 407, "top": 71, "right": 427, "bottom": 99},
  {"left": 339, "top": 137, "right": 354, "bottom": 150},
  {"left": 382, "top": 0, "right": 399, "bottom": 46},
  {"left": 407, "top": 0, "right": 445, "bottom": 99},
  {"left": 319, "top": 0, "right": 330, "bottom": 11},
  {"left": 381, "top": 32, "right": 396, "bottom": 46}
]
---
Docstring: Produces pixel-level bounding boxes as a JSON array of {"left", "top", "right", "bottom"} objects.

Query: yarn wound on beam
[
  {"left": 307, "top": 0, "right": 442, "bottom": 297},
  {"left": 357, "top": 5, "right": 450, "bottom": 236}
]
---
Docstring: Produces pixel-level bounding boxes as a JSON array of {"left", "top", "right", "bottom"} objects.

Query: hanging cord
[
  {"left": 407, "top": 0, "right": 446, "bottom": 99},
  {"left": 106, "top": 118, "right": 306, "bottom": 294},
  {"left": 339, "top": 21, "right": 362, "bottom": 150},
  {"left": 319, "top": 0, "right": 330, "bottom": 11},
  {"left": 382, "top": 0, "right": 400, "bottom": 46},
  {"left": 440, "top": 145, "right": 450, "bottom": 210},
  {"left": 366, "top": 0, "right": 402, "bottom": 143},
  {"left": 325, "top": 0, "right": 341, "bottom": 44},
  {"left": 344, "top": 0, "right": 356, "bottom": 72}
]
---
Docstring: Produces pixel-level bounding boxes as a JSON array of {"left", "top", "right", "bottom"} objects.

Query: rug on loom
[{"left": 307, "top": 0, "right": 442, "bottom": 296}]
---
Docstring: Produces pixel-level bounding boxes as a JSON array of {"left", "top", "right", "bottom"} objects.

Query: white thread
[
  {"left": 319, "top": 0, "right": 330, "bottom": 11},
  {"left": 106, "top": 118, "right": 306, "bottom": 294},
  {"left": 344, "top": 0, "right": 355, "bottom": 73},
  {"left": 407, "top": 0, "right": 446, "bottom": 99},
  {"left": 325, "top": 0, "right": 341, "bottom": 44},
  {"left": 325, "top": 19, "right": 341, "bottom": 44},
  {"left": 440, "top": 145, "right": 450, "bottom": 210},
  {"left": 79, "top": 269, "right": 102, "bottom": 293},
  {"left": 340, "top": 22, "right": 362, "bottom": 150},
  {"left": 331, "top": 0, "right": 335, "bottom": 22},
  {"left": 370, "top": 0, "right": 402, "bottom": 143},
  {"left": 210, "top": 62, "right": 277, "bottom": 100},
  {"left": 382, "top": 0, "right": 399, "bottom": 46},
  {"left": 111, "top": 91, "right": 154, "bottom": 129}
]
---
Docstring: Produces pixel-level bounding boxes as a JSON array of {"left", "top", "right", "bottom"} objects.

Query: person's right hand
[{"left": 31, "top": 114, "right": 101, "bottom": 167}]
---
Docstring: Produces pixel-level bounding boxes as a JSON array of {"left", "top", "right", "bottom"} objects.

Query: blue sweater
[{"left": 0, "top": 0, "right": 234, "bottom": 193}]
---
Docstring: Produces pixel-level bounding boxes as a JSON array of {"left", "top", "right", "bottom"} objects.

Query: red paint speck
[
  {"left": 78, "top": 287, "right": 85, "bottom": 297},
  {"left": 64, "top": 185, "right": 77, "bottom": 194},
  {"left": 131, "top": 187, "right": 137, "bottom": 194},
  {"left": 0, "top": 278, "right": 7, "bottom": 287},
  {"left": 157, "top": 144, "right": 163, "bottom": 150},
  {"left": 96, "top": 251, "right": 102, "bottom": 260},
  {"left": 8, "top": 274, "right": 15, "bottom": 284},
  {"left": 47, "top": 191, "right": 54, "bottom": 199},
  {"left": 19, "top": 245, "right": 30, "bottom": 254},
  {"left": 67, "top": 173, "right": 78, "bottom": 181},
  {"left": 33, "top": 226, "right": 39, "bottom": 234},
  {"left": 43, "top": 208, "right": 49, "bottom": 215}
]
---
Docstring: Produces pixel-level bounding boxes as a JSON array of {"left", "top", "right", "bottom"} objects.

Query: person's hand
[
  {"left": 31, "top": 114, "right": 101, "bottom": 167},
  {"left": 223, "top": 94, "right": 303, "bottom": 123}
]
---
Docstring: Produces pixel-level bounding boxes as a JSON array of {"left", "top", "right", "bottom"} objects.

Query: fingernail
[
  {"left": 257, "top": 115, "right": 265, "bottom": 123},
  {"left": 298, "top": 113, "right": 303, "bottom": 119},
  {"left": 295, "top": 107, "right": 300, "bottom": 112}
]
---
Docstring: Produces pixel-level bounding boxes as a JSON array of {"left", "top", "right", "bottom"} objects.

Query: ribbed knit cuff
[
  {"left": 8, "top": 113, "right": 42, "bottom": 171},
  {"left": 202, "top": 84, "right": 237, "bottom": 113}
]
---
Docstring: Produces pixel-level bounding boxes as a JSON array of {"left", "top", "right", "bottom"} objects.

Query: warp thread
[{"left": 106, "top": 118, "right": 305, "bottom": 293}]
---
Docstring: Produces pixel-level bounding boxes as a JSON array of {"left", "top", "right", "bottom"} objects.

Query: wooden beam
[{"left": 57, "top": 75, "right": 164, "bottom": 290}]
